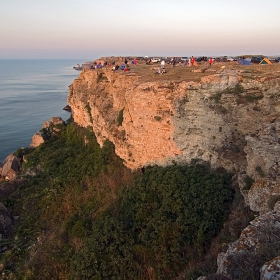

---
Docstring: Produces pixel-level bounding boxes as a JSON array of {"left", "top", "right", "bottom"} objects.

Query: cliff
[
  {"left": 68, "top": 65, "right": 280, "bottom": 182},
  {"left": 68, "top": 62, "right": 280, "bottom": 278}
]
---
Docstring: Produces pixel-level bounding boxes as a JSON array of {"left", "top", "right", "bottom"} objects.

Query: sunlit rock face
[
  {"left": 68, "top": 68, "right": 280, "bottom": 184},
  {"left": 30, "top": 117, "right": 65, "bottom": 148}
]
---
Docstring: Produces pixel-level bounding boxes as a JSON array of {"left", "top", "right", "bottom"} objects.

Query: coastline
[{"left": 0, "top": 59, "right": 79, "bottom": 161}]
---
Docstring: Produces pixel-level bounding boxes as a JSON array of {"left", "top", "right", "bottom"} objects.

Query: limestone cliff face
[{"left": 68, "top": 68, "right": 280, "bottom": 184}]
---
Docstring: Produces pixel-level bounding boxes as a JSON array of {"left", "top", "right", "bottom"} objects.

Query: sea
[{"left": 0, "top": 59, "right": 87, "bottom": 162}]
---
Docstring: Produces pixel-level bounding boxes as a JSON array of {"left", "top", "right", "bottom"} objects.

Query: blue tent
[{"left": 238, "top": 58, "right": 251, "bottom": 65}]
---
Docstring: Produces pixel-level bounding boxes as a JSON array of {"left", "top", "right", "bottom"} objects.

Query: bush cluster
[{"left": 2, "top": 121, "right": 234, "bottom": 279}]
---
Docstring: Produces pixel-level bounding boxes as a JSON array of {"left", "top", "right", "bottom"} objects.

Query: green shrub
[
  {"left": 245, "top": 94, "right": 264, "bottom": 102},
  {"left": 210, "top": 92, "right": 223, "bottom": 103},
  {"left": 3, "top": 122, "right": 235, "bottom": 280},
  {"left": 71, "top": 165, "right": 234, "bottom": 279},
  {"left": 154, "top": 115, "right": 162, "bottom": 121},
  {"left": 117, "top": 108, "right": 124, "bottom": 126}
]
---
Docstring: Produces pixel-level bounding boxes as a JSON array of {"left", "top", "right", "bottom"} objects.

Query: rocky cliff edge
[{"left": 68, "top": 64, "right": 280, "bottom": 278}]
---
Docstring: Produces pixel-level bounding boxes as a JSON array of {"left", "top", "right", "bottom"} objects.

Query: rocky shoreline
[{"left": 0, "top": 117, "right": 65, "bottom": 182}]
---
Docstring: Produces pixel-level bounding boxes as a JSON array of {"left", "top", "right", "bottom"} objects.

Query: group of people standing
[
  {"left": 89, "top": 57, "right": 139, "bottom": 72},
  {"left": 183, "top": 56, "right": 213, "bottom": 67}
]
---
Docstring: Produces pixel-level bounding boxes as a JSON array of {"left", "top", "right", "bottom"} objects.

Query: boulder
[
  {"left": 260, "top": 255, "right": 280, "bottom": 280},
  {"left": 63, "top": 105, "right": 71, "bottom": 112},
  {"left": 30, "top": 117, "right": 65, "bottom": 148},
  {"left": 50, "top": 117, "right": 64, "bottom": 126},
  {"left": 217, "top": 210, "right": 280, "bottom": 278},
  {"left": 30, "top": 131, "right": 45, "bottom": 148},
  {"left": 248, "top": 181, "right": 280, "bottom": 214},
  {"left": 42, "top": 120, "right": 51, "bottom": 129},
  {"left": 1, "top": 155, "right": 21, "bottom": 181}
]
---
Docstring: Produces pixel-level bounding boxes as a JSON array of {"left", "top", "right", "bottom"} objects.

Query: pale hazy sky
[{"left": 1, "top": 0, "right": 280, "bottom": 59}]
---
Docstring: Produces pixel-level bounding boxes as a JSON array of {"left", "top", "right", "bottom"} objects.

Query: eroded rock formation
[
  {"left": 68, "top": 68, "right": 280, "bottom": 179},
  {"left": 0, "top": 154, "right": 21, "bottom": 181},
  {"left": 30, "top": 117, "right": 65, "bottom": 148},
  {"left": 217, "top": 201, "right": 280, "bottom": 279}
]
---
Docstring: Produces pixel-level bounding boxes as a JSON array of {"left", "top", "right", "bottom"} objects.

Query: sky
[{"left": 1, "top": 0, "right": 280, "bottom": 59}]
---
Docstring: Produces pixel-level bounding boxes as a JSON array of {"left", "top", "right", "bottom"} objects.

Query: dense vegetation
[{"left": 1, "top": 120, "right": 235, "bottom": 279}]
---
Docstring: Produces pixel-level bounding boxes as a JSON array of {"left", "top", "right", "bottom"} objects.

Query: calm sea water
[{"left": 0, "top": 59, "right": 86, "bottom": 162}]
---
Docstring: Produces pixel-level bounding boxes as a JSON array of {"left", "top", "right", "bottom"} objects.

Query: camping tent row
[{"left": 238, "top": 57, "right": 272, "bottom": 65}]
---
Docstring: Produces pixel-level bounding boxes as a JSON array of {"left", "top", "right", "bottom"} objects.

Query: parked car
[
  {"left": 251, "top": 56, "right": 264, "bottom": 64},
  {"left": 275, "top": 57, "right": 280, "bottom": 63},
  {"left": 151, "top": 58, "right": 161, "bottom": 63},
  {"left": 227, "top": 57, "right": 236, "bottom": 61},
  {"left": 215, "top": 57, "right": 228, "bottom": 62}
]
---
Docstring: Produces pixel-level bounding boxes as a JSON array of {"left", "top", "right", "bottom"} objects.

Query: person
[
  {"left": 188, "top": 57, "right": 191, "bottom": 66},
  {"left": 124, "top": 58, "right": 128, "bottom": 65},
  {"left": 191, "top": 56, "right": 195, "bottom": 66},
  {"left": 172, "top": 58, "right": 176, "bottom": 67},
  {"left": 134, "top": 58, "right": 137, "bottom": 66},
  {"left": 161, "top": 59, "right": 165, "bottom": 71},
  {"left": 204, "top": 56, "right": 208, "bottom": 66},
  {"left": 155, "top": 67, "right": 161, "bottom": 74},
  {"left": 209, "top": 57, "right": 213, "bottom": 66}
]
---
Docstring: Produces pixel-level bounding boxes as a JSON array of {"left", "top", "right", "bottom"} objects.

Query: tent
[
  {"left": 259, "top": 58, "right": 272, "bottom": 64},
  {"left": 238, "top": 58, "right": 251, "bottom": 65}
]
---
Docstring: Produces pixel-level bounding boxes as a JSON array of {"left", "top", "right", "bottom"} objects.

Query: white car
[
  {"left": 151, "top": 58, "right": 161, "bottom": 63},
  {"left": 227, "top": 57, "right": 235, "bottom": 61}
]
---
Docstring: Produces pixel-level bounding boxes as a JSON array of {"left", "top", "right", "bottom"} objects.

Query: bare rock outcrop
[
  {"left": 0, "top": 154, "right": 21, "bottom": 181},
  {"left": 248, "top": 181, "right": 280, "bottom": 214},
  {"left": 30, "top": 131, "right": 45, "bottom": 148},
  {"left": 260, "top": 255, "right": 280, "bottom": 280},
  {"left": 30, "top": 117, "right": 65, "bottom": 148},
  {"left": 217, "top": 203, "right": 280, "bottom": 279}
]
